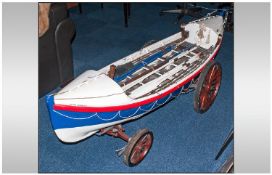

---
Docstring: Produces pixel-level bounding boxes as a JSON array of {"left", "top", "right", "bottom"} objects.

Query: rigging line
[
  {"left": 139, "top": 101, "right": 157, "bottom": 112},
  {"left": 96, "top": 111, "right": 120, "bottom": 121},
  {"left": 118, "top": 107, "right": 141, "bottom": 119},
  {"left": 53, "top": 110, "right": 98, "bottom": 120},
  {"left": 206, "top": 10, "right": 218, "bottom": 17},
  {"left": 156, "top": 93, "right": 173, "bottom": 106}
]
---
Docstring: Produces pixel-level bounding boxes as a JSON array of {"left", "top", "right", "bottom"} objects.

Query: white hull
[{"left": 55, "top": 113, "right": 145, "bottom": 143}]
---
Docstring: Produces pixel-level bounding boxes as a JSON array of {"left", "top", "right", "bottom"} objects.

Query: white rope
[
  {"left": 206, "top": 10, "right": 218, "bottom": 17},
  {"left": 139, "top": 101, "right": 157, "bottom": 112},
  {"left": 53, "top": 87, "right": 192, "bottom": 122},
  {"left": 53, "top": 110, "right": 98, "bottom": 120},
  {"left": 118, "top": 107, "right": 141, "bottom": 119},
  {"left": 95, "top": 111, "right": 120, "bottom": 121},
  {"left": 156, "top": 93, "right": 173, "bottom": 105}
]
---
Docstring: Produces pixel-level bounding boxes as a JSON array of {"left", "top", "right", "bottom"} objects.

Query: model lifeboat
[{"left": 47, "top": 13, "right": 225, "bottom": 145}]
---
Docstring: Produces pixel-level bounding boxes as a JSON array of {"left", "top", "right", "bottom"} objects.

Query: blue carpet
[{"left": 39, "top": 3, "right": 233, "bottom": 172}]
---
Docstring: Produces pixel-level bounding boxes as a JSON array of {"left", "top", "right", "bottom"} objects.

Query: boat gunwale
[{"left": 53, "top": 40, "right": 222, "bottom": 113}]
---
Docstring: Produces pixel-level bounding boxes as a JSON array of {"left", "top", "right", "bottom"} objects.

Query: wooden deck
[{"left": 116, "top": 36, "right": 221, "bottom": 99}]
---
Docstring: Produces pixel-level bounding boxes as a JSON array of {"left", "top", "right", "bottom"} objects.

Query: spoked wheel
[
  {"left": 123, "top": 129, "right": 153, "bottom": 167},
  {"left": 194, "top": 60, "right": 222, "bottom": 113}
]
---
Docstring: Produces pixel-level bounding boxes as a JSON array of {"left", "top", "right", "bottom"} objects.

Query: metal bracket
[
  {"left": 96, "top": 126, "right": 114, "bottom": 136},
  {"left": 115, "top": 145, "right": 127, "bottom": 157},
  {"left": 98, "top": 125, "right": 130, "bottom": 142}
]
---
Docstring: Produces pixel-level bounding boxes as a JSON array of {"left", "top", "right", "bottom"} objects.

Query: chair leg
[
  {"left": 128, "top": 3, "right": 131, "bottom": 18},
  {"left": 123, "top": 3, "right": 129, "bottom": 27},
  {"left": 78, "top": 3, "right": 82, "bottom": 14}
]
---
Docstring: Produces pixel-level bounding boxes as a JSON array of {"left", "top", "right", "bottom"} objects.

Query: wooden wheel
[
  {"left": 194, "top": 60, "right": 222, "bottom": 113},
  {"left": 123, "top": 129, "right": 153, "bottom": 167}
]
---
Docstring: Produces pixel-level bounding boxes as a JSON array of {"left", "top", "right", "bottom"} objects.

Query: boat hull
[
  {"left": 47, "top": 43, "right": 222, "bottom": 143},
  {"left": 46, "top": 80, "right": 193, "bottom": 142}
]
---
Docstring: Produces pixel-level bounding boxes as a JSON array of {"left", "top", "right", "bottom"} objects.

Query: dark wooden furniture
[
  {"left": 100, "top": 3, "right": 131, "bottom": 27},
  {"left": 39, "top": 3, "right": 75, "bottom": 98},
  {"left": 66, "top": 3, "right": 82, "bottom": 13}
]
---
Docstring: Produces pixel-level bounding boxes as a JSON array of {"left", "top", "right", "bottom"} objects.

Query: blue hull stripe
[{"left": 46, "top": 80, "right": 193, "bottom": 130}]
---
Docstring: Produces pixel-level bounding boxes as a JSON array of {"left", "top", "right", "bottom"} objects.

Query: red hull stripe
[{"left": 54, "top": 43, "right": 221, "bottom": 112}]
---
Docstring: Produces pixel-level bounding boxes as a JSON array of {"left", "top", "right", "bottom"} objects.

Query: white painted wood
[{"left": 54, "top": 15, "right": 224, "bottom": 108}]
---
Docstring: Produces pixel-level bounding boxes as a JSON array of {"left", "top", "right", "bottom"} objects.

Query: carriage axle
[{"left": 100, "top": 124, "right": 130, "bottom": 142}]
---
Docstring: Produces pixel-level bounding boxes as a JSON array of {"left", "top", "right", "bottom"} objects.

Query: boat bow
[{"left": 54, "top": 70, "right": 132, "bottom": 108}]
